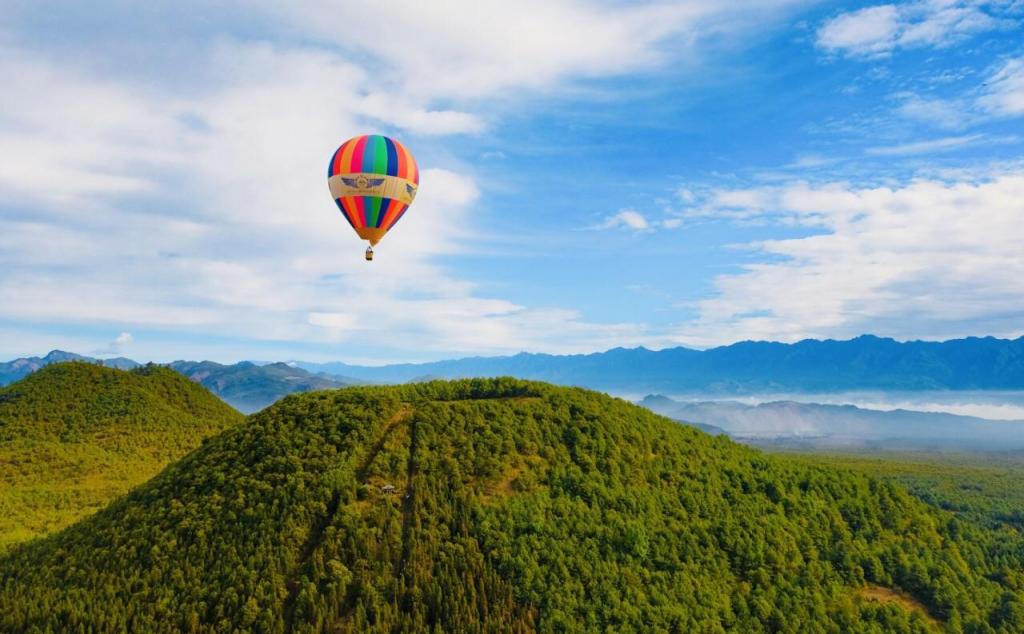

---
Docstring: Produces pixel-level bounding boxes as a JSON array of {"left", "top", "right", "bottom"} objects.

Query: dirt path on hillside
[
  {"left": 284, "top": 405, "right": 413, "bottom": 632},
  {"left": 356, "top": 405, "right": 413, "bottom": 481},
  {"left": 397, "top": 415, "right": 419, "bottom": 606}
]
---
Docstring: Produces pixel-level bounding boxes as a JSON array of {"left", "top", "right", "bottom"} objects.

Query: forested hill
[
  {"left": 0, "top": 349, "right": 138, "bottom": 385},
  {"left": 0, "top": 362, "right": 243, "bottom": 549},
  {"left": 0, "top": 352, "right": 352, "bottom": 413},
  {"left": 302, "top": 334, "right": 1024, "bottom": 392},
  {"left": 2, "top": 379, "right": 1022, "bottom": 632}
]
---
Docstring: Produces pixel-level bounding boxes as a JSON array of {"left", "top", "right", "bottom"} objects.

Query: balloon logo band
[{"left": 342, "top": 176, "right": 385, "bottom": 189}]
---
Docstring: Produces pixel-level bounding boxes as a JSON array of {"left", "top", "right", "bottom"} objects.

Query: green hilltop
[
  {"left": 1, "top": 379, "right": 1023, "bottom": 632},
  {"left": 0, "top": 362, "right": 243, "bottom": 549}
]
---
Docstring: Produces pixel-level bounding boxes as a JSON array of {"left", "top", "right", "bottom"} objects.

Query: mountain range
[
  {"left": 0, "top": 350, "right": 139, "bottom": 385},
  {"left": 168, "top": 360, "right": 349, "bottom": 413},
  {"left": 0, "top": 352, "right": 351, "bottom": 413},
  {"left": 3, "top": 378, "right": 1022, "bottom": 631},
  {"left": 296, "top": 334, "right": 1024, "bottom": 393},
  {"left": 640, "top": 395, "right": 1024, "bottom": 451},
  {"left": 5, "top": 334, "right": 1024, "bottom": 414}
]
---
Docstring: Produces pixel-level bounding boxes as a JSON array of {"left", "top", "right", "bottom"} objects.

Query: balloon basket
[{"left": 365, "top": 246, "right": 374, "bottom": 261}]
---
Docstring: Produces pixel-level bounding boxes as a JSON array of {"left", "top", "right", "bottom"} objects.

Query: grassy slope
[
  {"left": 2, "top": 379, "right": 1023, "bottom": 632},
  {"left": 0, "top": 362, "right": 243, "bottom": 549}
]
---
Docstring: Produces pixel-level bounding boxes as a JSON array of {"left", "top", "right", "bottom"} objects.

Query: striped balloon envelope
[{"left": 327, "top": 134, "right": 419, "bottom": 252}]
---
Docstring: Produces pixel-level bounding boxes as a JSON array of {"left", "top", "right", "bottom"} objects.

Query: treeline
[{"left": 1, "top": 378, "right": 1022, "bottom": 632}]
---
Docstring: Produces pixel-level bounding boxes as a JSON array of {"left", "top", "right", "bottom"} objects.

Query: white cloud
[
  {"left": 355, "top": 93, "right": 485, "bottom": 135},
  {"left": 787, "top": 154, "right": 843, "bottom": 169},
  {"left": 678, "top": 173, "right": 1024, "bottom": 346},
  {"left": 865, "top": 133, "right": 984, "bottom": 155},
  {"left": 595, "top": 209, "right": 651, "bottom": 231},
  {"left": 817, "top": 1, "right": 1006, "bottom": 58},
  {"left": 0, "top": 47, "right": 191, "bottom": 208},
  {"left": 978, "top": 56, "right": 1024, "bottom": 116},
  {"left": 885, "top": 56, "right": 1024, "bottom": 134},
  {"left": 894, "top": 92, "right": 972, "bottom": 129},
  {"left": 0, "top": 24, "right": 685, "bottom": 359},
  {"left": 93, "top": 331, "right": 133, "bottom": 356},
  {"left": 10, "top": 1, "right": 946, "bottom": 361},
  {"left": 817, "top": 5, "right": 901, "bottom": 57},
  {"left": 259, "top": 0, "right": 805, "bottom": 101}
]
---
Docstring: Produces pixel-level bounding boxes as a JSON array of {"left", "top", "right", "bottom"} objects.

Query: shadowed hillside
[
  {"left": 1, "top": 379, "right": 1022, "bottom": 632},
  {"left": 0, "top": 362, "right": 243, "bottom": 549}
]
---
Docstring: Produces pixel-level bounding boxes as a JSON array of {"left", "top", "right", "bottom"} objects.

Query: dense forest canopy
[
  {"left": 1, "top": 378, "right": 1022, "bottom": 632},
  {"left": 778, "top": 452, "right": 1024, "bottom": 536},
  {"left": 0, "top": 362, "right": 243, "bottom": 549}
]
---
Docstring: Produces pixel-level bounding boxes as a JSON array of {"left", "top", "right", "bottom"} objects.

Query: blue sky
[{"left": 1, "top": 1, "right": 1022, "bottom": 364}]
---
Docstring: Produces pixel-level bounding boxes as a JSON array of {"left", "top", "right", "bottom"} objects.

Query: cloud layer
[
  {"left": 679, "top": 173, "right": 1024, "bottom": 345},
  {"left": 979, "top": 57, "right": 1024, "bottom": 116},
  {"left": 817, "top": 1, "right": 1011, "bottom": 58},
  {"left": 0, "top": 1, "right": 1020, "bottom": 361},
  {"left": 7, "top": 1, "right": 801, "bottom": 359}
]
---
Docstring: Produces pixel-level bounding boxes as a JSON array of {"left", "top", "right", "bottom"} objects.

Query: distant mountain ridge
[
  {"left": 641, "top": 394, "right": 1024, "bottom": 451},
  {"left": 0, "top": 350, "right": 139, "bottom": 385},
  {"left": 0, "top": 352, "right": 350, "bottom": 413},
  {"left": 5, "top": 335, "right": 1024, "bottom": 411},
  {"left": 298, "top": 334, "right": 1024, "bottom": 393},
  {"left": 167, "top": 360, "right": 349, "bottom": 413}
]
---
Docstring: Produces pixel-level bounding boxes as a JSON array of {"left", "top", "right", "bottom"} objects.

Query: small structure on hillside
[{"left": 380, "top": 484, "right": 397, "bottom": 495}]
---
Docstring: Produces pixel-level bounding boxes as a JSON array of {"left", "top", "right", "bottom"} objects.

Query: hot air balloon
[{"left": 327, "top": 134, "right": 419, "bottom": 261}]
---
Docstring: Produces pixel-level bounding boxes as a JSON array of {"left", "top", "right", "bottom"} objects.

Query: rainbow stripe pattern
[{"left": 327, "top": 134, "right": 419, "bottom": 246}]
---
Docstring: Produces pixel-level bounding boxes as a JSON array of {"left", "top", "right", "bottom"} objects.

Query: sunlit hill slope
[{"left": 0, "top": 362, "right": 243, "bottom": 549}]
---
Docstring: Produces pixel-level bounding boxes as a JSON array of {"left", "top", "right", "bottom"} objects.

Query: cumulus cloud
[
  {"left": 595, "top": 209, "right": 651, "bottom": 231},
  {"left": 677, "top": 173, "right": 1024, "bottom": 345},
  {"left": 258, "top": 0, "right": 806, "bottom": 100},
  {"left": 9, "top": 0, "right": 787, "bottom": 359},
  {"left": 0, "top": 42, "right": 487, "bottom": 351},
  {"left": 21, "top": 1, "right": 998, "bottom": 361},
  {"left": 0, "top": 47, "right": 190, "bottom": 208},
  {"left": 817, "top": 1, "right": 1007, "bottom": 58},
  {"left": 93, "top": 332, "right": 133, "bottom": 356},
  {"left": 817, "top": 5, "right": 902, "bottom": 57},
  {"left": 355, "top": 93, "right": 485, "bottom": 135}
]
